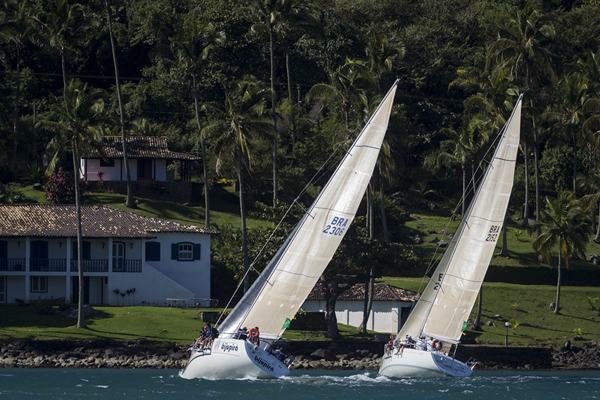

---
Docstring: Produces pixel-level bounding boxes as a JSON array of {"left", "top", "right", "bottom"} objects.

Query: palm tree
[
  {"left": 41, "top": 0, "right": 87, "bottom": 93},
  {"left": 532, "top": 192, "right": 592, "bottom": 314},
  {"left": 38, "top": 79, "right": 109, "bottom": 328},
  {"left": 104, "top": 0, "right": 134, "bottom": 208},
  {"left": 171, "top": 10, "right": 225, "bottom": 229},
  {"left": 487, "top": 2, "right": 558, "bottom": 227},
  {"left": 364, "top": 34, "right": 404, "bottom": 96},
  {"left": 201, "top": 76, "right": 274, "bottom": 292},
  {"left": 0, "top": 0, "right": 41, "bottom": 170},
  {"left": 577, "top": 168, "right": 600, "bottom": 243},
  {"left": 487, "top": 1, "right": 557, "bottom": 91},
  {"left": 545, "top": 73, "right": 600, "bottom": 195},
  {"left": 306, "top": 60, "right": 374, "bottom": 130},
  {"left": 237, "top": 0, "right": 286, "bottom": 206},
  {"left": 436, "top": 125, "right": 488, "bottom": 218}
]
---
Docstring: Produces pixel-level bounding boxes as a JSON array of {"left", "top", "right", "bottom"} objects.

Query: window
[
  {"left": 73, "top": 241, "right": 91, "bottom": 260},
  {"left": 179, "top": 243, "right": 193, "bottom": 260},
  {"left": 31, "top": 276, "right": 48, "bottom": 293},
  {"left": 113, "top": 242, "right": 125, "bottom": 271},
  {"left": 0, "top": 276, "right": 5, "bottom": 303},
  {"left": 100, "top": 158, "right": 115, "bottom": 167},
  {"left": 171, "top": 243, "right": 200, "bottom": 261},
  {"left": 145, "top": 242, "right": 161, "bottom": 261}
]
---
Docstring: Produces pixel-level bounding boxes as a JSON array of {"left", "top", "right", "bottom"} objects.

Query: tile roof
[
  {"left": 0, "top": 204, "right": 218, "bottom": 238},
  {"left": 82, "top": 136, "right": 200, "bottom": 161},
  {"left": 307, "top": 283, "right": 419, "bottom": 302}
]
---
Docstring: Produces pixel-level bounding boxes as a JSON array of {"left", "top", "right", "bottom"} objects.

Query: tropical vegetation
[{"left": 2, "top": 0, "right": 600, "bottom": 339}]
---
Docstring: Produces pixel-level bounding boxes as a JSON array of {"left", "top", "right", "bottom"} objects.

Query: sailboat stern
[
  {"left": 180, "top": 338, "right": 290, "bottom": 379},
  {"left": 379, "top": 348, "right": 473, "bottom": 378}
]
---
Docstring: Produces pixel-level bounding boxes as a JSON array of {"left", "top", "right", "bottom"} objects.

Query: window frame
[
  {"left": 178, "top": 243, "right": 193, "bottom": 261},
  {"left": 30, "top": 276, "right": 48, "bottom": 293}
]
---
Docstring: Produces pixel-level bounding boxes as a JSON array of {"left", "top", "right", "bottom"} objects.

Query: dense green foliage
[{"left": 4, "top": 0, "right": 600, "bottom": 323}]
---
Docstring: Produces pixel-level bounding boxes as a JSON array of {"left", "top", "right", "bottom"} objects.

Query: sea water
[{"left": 1, "top": 368, "right": 599, "bottom": 400}]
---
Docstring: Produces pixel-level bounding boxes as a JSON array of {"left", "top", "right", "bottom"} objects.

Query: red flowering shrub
[{"left": 45, "top": 167, "right": 76, "bottom": 204}]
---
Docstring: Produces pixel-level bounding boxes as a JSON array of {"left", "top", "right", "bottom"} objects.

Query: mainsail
[
  {"left": 399, "top": 95, "right": 522, "bottom": 344},
  {"left": 218, "top": 80, "right": 399, "bottom": 341}
]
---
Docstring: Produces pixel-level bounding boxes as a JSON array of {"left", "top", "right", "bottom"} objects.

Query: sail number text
[
  {"left": 485, "top": 225, "right": 501, "bottom": 242},
  {"left": 323, "top": 216, "right": 349, "bottom": 236},
  {"left": 433, "top": 273, "right": 443, "bottom": 290}
]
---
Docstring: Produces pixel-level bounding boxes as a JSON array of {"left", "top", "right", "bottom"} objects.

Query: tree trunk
[
  {"left": 359, "top": 186, "right": 375, "bottom": 334},
  {"left": 61, "top": 47, "right": 67, "bottom": 94},
  {"left": 534, "top": 144, "right": 541, "bottom": 237},
  {"left": 461, "top": 164, "right": 466, "bottom": 217},
  {"left": 595, "top": 200, "right": 600, "bottom": 243},
  {"left": 380, "top": 185, "right": 389, "bottom": 243},
  {"left": 73, "top": 141, "right": 86, "bottom": 328},
  {"left": 12, "top": 45, "right": 21, "bottom": 172},
  {"left": 286, "top": 51, "right": 292, "bottom": 100},
  {"left": 238, "top": 149, "right": 249, "bottom": 293},
  {"left": 269, "top": 25, "right": 278, "bottom": 207},
  {"left": 522, "top": 143, "right": 529, "bottom": 227},
  {"left": 106, "top": 0, "right": 134, "bottom": 208},
  {"left": 473, "top": 288, "right": 483, "bottom": 331},
  {"left": 555, "top": 245, "right": 562, "bottom": 314},
  {"left": 193, "top": 73, "right": 210, "bottom": 228},
  {"left": 322, "top": 277, "right": 340, "bottom": 339},
  {"left": 500, "top": 213, "right": 509, "bottom": 257}
]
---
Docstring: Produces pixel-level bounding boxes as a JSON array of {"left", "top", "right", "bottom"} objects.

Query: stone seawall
[{"left": 0, "top": 338, "right": 596, "bottom": 371}]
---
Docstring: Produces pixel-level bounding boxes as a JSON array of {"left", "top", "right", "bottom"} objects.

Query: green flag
[
  {"left": 461, "top": 321, "right": 468, "bottom": 332},
  {"left": 282, "top": 318, "right": 291, "bottom": 330}
]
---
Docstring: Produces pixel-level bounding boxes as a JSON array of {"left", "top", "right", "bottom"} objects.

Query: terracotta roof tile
[
  {"left": 0, "top": 204, "right": 218, "bottom": 238},
  {"left": 82, "top": 136, "right": 200, "bottom": 161},
  {"left": 307, "top": 283, "right": 419, "bottom": 302}
]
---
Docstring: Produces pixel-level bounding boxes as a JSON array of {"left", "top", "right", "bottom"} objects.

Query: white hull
[
  {"left": 180, "top": 338, "right": 290, "bottom": 380},
  {"left": 378, "top": 348, "right": 473, "bottom": 378}
]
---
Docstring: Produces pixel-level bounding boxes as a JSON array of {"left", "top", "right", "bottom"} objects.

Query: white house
[
  {"left": 0, "top": 204, "right": 218, "bottom": 306},
  {"left": 80, "top": 136, "right": 199, "bottom": 182},
  {"left": 302, "top": 283, "right": 418, "bottom": 334}
]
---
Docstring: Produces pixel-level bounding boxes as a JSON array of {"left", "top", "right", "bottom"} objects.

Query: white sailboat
[
  {"left": 379, "top": 94, "right": 523, "bottom": 378},
  {"left": 181, "top": 80, "right": 399, "bottom": 380}
]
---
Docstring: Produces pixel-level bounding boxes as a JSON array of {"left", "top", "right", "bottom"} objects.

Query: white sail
[
  {"left": 218, "top": 81, "right": 399, "bottom": 341},
  {"left": 399, "top": 95, "right": 522, "bottom": 344}
]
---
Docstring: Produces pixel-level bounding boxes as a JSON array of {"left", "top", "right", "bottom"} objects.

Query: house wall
[
  {"left": 155, "top": 159, "right": 167, "bottom": 181},
  {"left": 82, "top": 158, "right": 153, "bottom": 182},
  {"left": 144, "top": 232, "right": 211, "bottom": 304},
  {"left": 6, "top": 276, "right": 25, "bottom": 302},
  {"left": 1, "top": 231, "right": 212, "bottom": 306},
  {"left": 108, "top": 264, "right": 194, "bottom": 307},
  {"left": 302, "top": 299, "right": 413, "bottom": 334}
]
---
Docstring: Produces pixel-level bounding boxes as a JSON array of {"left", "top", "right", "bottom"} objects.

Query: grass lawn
[
  {"left": 17, "top": 184, "right": 271, "bottom": 230},
  {"left": 0, "top": 305, "right": 376, "bottom": 346},
  {"left": 380, "top": 278, "right": 600, "bottom": 348},
  {"left": 404, "top": 209, "right": 600, "bottom": 271}
]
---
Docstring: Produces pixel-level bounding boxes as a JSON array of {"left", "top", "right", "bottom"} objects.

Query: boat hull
[
  {"left": 378, "top": 348, "right": 473, "bottom": 378},
  {"left": 180, "top": 338, "right": 290, "bottom": 379}
]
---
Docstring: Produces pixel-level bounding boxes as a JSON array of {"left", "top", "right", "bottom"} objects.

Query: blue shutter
[
  {"left": 145, "top": 242, "right": 160, "bottom": 261},
  {"left": 193, "top": 244, "right": 201, "bottom": 260},
  {"left": 171, "top": 243, "right": 178, "bottom": 260}
]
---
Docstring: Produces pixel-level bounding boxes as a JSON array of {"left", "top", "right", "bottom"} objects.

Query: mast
[
  {"left": 400, "top": 95, "right": 522, "bottom": 343},
  {"left": 217, "top": 80, "right": 400, "bottom": 341}
]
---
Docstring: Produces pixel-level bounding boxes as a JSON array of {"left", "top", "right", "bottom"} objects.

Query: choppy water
[{"left": 0, "top": 368, "right": 599, "bottom": 400}]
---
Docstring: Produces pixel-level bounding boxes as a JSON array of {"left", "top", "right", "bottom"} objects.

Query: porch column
[
  {"left": 65, "top": 239, "right": 71, "bottom": 303},
  {"left": 24, "top": 238, "right": 30, "bottom": 302}
]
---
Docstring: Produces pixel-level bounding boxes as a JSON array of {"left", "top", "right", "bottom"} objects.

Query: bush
[
  {"left": 45, "top": 167, "right": 75, "bottom": 204},
  {"left": 1, "top": 183, "right": 26, "bottom": 204},
  {"left": 20, "top": 162, "right": 46, "bottom": 185}
]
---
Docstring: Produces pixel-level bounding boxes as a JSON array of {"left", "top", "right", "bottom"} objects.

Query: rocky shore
[{"left": 0, "top": 338, "right": 598, "bottom": 371}]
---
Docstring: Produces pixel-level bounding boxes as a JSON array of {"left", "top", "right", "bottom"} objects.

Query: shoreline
[{"left": 0, "top": 338, "right": 598, "bottom": 371}]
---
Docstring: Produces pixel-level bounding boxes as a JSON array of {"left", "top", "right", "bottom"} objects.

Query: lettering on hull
[
  {"left": 215, "top": 341, "right": 240, "bottom": 354},
  {"left": 254, "top": 355, "right": 275, "bottom": 372}
]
